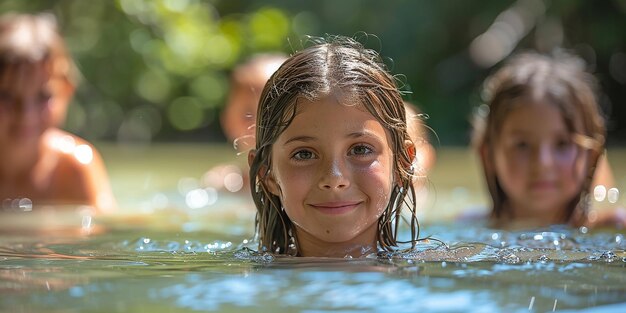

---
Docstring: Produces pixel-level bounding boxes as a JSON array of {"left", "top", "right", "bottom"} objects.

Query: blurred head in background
[
  {"left": 0, "top": 12, "right": 115, "bottom": 213},
  {"left": 472, "top": 51, "right": 606, "bottom": 226},
  {"left": 0, "top": 12, "right": 76, "bottom": 155},
  {"left": 220, "top": 53, "right": 287, "bottom": 150}
]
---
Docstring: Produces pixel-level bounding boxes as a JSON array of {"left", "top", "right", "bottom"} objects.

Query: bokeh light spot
[
  {"left": 167, "top": 97, "right": 204, "bottom": 131},
  {"left": 74, "top": 144, "right": 94, "bottom": 164}
]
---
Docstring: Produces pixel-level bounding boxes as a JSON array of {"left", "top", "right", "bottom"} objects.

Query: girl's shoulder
[{"left": 42, "top": 128, "right": 115, "bottom": 211}]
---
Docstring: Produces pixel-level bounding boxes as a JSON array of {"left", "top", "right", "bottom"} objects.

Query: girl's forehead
[
  {"left": 499, "top": 98, "right": 586, "bottom": 136},
  {"left": 293, "top": 92, "right": 367, "bottom": 114},
  {"left": 507, "top": 96, "right": 558, "bottom": 113},
  {"left": 281, "top": 96, "right": 393, "bottom": 143}
]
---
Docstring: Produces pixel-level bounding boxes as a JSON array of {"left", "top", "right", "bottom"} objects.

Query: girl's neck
[
  {"left": 294, "top": 223, "right": 378, "bottom": 258},
  {"left": 504, "top": 202, "right": 568, "bottom": 227},
  {"left": 0, "top": 147, "right": 37, "bottom": 179},
  {"left": 0, "top": 136, "right": 46, "bottom": 182}
]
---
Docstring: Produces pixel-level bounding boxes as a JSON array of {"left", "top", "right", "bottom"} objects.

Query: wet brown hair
[
  {"left": 0, "top": 13, "right": 77, "bottom": 127},
  {"left": 472, "top": 51, "right": 606, "bottom": 224},
  {"left": 249, "top": 36, "right": 419, "bottom": 255},
  {"left": 0, "top": 12, "right": 75, "bottom": 85}
]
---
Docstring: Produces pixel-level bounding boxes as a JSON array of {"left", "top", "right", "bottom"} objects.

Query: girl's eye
[
  {"left": 555, "top": 139, "right": 576, "bottom": 154},
  {"left": 292, "top": 149, "right": 316, "bottom": 161},
  {"left": 38, "top": 92, "right": 52, "bottom": 107},
  {"left": 349, "top": 144, "right": 373, "bottom": 156},
  {"left": 513, "top": 141, "right": 529, "bottom": 150},
  {"left": 556, "top": 139, "right": 572, "bottom": 149}
]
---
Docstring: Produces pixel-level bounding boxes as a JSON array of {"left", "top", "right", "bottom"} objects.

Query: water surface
[{"left": 1, "top": 145, "right": 625, "bottom": 312}]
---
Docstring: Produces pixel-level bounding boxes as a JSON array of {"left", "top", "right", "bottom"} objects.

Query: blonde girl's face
[
  {"left": 492, "top": 100, "right": 588, "bottom": 222},
  {"left": 267, "top": 96, "right": 395, "bottom": 252}
]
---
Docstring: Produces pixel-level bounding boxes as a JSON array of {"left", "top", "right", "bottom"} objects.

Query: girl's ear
[
  {"left": 264, "top": 173, "right": 280, "bottom": 196},
  {"left": 247, "top": 149, "right": 256, "bottom": 168},
  {"left": 404, "top": 140, "right": 417, "bottom": 170},
  {"left": 248, "top": 149, "right": 281, "bottom": 196}
]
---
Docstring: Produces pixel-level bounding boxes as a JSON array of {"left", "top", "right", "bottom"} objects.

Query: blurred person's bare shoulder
[{"left": 41, "top": 128, "right": 115, "bottom": 211}]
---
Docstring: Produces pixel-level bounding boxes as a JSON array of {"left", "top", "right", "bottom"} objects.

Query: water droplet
[
  {"left": 261, "top": 254, "right": 274, "bottom": 263},
  {"left": 224, "top": 172, "right": 244, "bottom": 192},
  {"left": 18, "top": 198, "right": 32, "bottom": 211},
  {"left": 593, "top": 185, "right": 607, "bottom": 202},
  {"left": 204, "top": 187, "right": 218, "bottom": 206},
  {"left": 81, "top": 215, "right": 92, "bottom": 229},
  {"left": 607, "top": 188, "right": 619, "bottom": 204},
  {"left": 177, "top": 177, "right": 199, "bottom": 195},
  {"left": 600, "top": 250, "right": 616, "bottom": 262}
]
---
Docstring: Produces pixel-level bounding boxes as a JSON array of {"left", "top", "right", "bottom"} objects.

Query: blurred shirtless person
[{"left": 0, "top": 13, "right": 116, "bottom": 212}]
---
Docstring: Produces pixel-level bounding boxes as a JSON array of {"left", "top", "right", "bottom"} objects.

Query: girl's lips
[
  {"left": 309, "top": 201, "right": 362, "bottom": 215},
  {"left": 530, "top": 181, "right": 556, "bottom": 190}
]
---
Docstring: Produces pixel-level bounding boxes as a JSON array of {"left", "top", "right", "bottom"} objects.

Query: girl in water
[
  {"left": 247, "top": 36, "right": 420, "bottom": 257},
  {"left": 472, "top": 51, "right": 624, "bottom": 227},
  {"left": 0, "top": 13, "right": 116, "bottom": 212}
]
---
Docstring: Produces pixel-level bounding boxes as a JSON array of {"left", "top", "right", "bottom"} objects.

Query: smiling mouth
[
  {"left": 530, "top": 181, "right": 556, "bottom": 190},
  {"left": 309, "top": 201, "right": 362, "bottom": 215}
]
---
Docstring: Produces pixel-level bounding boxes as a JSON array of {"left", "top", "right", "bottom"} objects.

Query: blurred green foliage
[{"left": 1, "top": 0, "right": 625, "bottom": 145}]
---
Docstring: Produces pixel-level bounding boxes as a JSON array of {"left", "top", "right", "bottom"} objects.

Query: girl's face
[
  {"left": 0, "top": 63, "right": 53, "bottom": 152},
  {"left": 221, "top": 82, "right": 263, "bottom": 145},
  {"left": 492, "top": 100, "right": 588, "bottom": 223},
  {"left": 267, "top": 96, "right": 395, "bottom": 256}
]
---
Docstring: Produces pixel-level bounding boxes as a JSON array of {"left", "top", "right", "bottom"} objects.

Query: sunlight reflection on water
[{"left": 0, "top": 209, "right": 625, "bottom": 312}]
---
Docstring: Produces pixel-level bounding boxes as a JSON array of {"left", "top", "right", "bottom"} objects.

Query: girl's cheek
[
  {"left": 554, "top": 149, "right": 583, "bottom": 176},
  {"left": 355, "top": 158, "right": 380, "bottom": 170},
  {"left": 497, "top": 147, "right": 525, "bottom": 165},
  {"left": 354, "top": 159, "right": 390, "bottom": 179},
  {"left": 37, "top": 108, "right": 53, "bottom": 131},
  {"left": 571, "top": 151, "right": 590, "bottom": 183},
  {"left": 279, "top": 164, "right": 315, "bottom": 185}
]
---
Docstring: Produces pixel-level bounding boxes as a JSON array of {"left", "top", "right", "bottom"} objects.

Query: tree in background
[{"left": 1, "top": 0, "right": 624, "bottom": 146}]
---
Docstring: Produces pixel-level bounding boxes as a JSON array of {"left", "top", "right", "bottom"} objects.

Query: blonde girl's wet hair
[
  {"left": 248, "top": 35, "right": 419, "bottom": 255},
  {"left": 472, "top": 51, "right": 606, "bottom": 224}
]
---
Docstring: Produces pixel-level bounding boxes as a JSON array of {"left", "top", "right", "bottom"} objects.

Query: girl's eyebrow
[
  {"left": 284, "top": 130, "right": 384, "bottom": 144},
  {"left": 284, "top": 135, "right": 317, "bottom": 144},
  {"left": 347, "top": 130, "right": 384, "bottom": 140}
]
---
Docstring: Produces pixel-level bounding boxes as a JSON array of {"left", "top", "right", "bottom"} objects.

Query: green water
[{"left": 1, "top": 144, "right": 625, "bottom": 312}]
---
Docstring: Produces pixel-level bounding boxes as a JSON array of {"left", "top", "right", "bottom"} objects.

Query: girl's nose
[
  {"left": 535, "top": 145, "right": 554, "bottom": 168},
  {"left": 14, "top": 99, "right": 41, "bottom": 124},
  {"left": 318, "top": 158, "right": 350, "bottom": 190}
]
